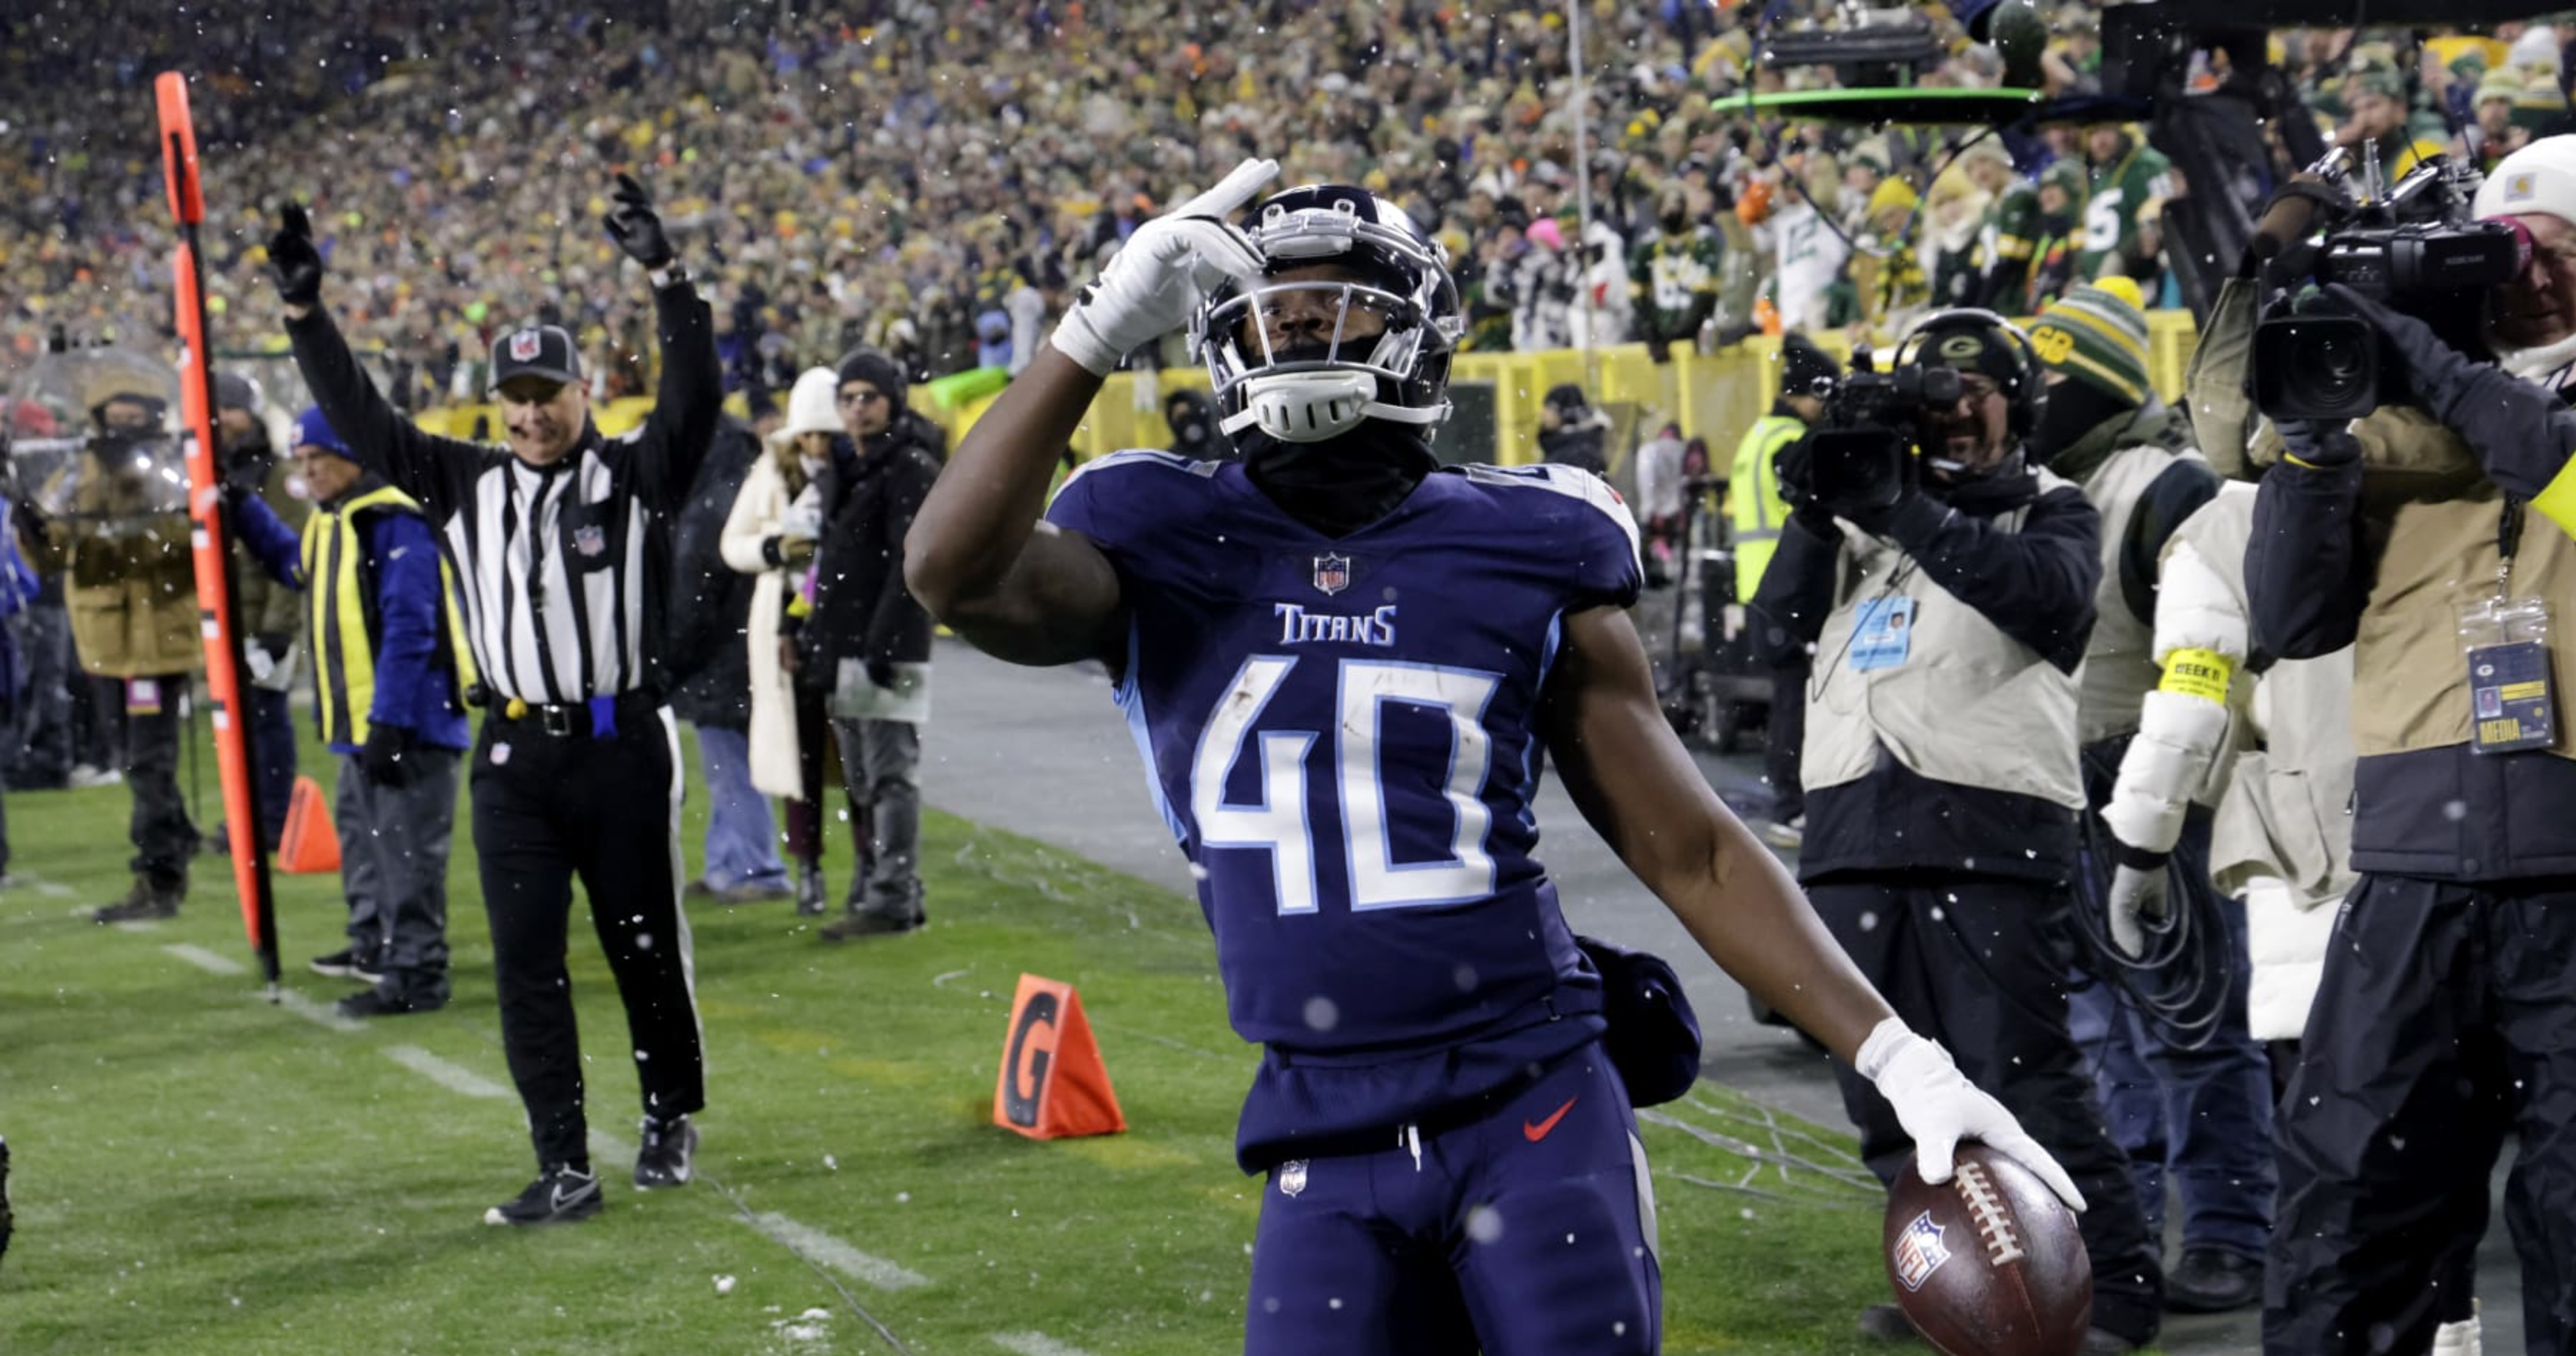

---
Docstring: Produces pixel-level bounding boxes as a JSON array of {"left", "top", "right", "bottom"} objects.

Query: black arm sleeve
[
  {"left": 2247, "top": 458, "right": 2373, "bottom": 659},
  {"left": 2118, "top": 458, "right": 2223, "bottom": 629},
  {"left": 1880, "top": 484, "right": 2103, "bottom": 672},
  {"left": 285, "top": 306, "right": 487, "bottom": 519},
  {"left": 1747, "top": 508, "right": 1843, "bottom": 667},
  {"left": 633, "top": 281, "right": 722, "bottom": 513}
]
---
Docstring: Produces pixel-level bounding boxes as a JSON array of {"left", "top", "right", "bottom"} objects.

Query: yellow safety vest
[
  {"left": 1729, "top": 413, "right": 1806, "bottom": 602},
  {"left": 300, "top": 484, "right": 479, "bottom": 747}
]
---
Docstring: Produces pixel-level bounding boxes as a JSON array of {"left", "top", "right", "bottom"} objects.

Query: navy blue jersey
[{"left": 1047, "top": 452, "right": 1644, "bottom": 1163}]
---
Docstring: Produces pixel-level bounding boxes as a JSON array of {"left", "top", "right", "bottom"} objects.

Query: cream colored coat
[{"left": 722, "top": 452, "right": 805, "bottom": 799}]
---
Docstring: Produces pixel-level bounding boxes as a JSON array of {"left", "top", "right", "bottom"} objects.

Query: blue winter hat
[{"left": 292, "top": 405, "right": 351, "bottom": 459}]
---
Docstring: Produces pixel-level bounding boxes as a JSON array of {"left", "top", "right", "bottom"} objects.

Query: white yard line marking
[
  {"left": 744, "top": 1212, "right": 931, "bottom": 1292},
  {"left": 111, "top": 919, "right": 165, "bottom": 934},
  {"left": 274, "top": 989, "right": 365, "bottom": 1033},
  {"left": 992, "top": 1332, "right": 1098, "bottom": 1356},
  {"left": 163, "top": 942, "right": 248, "bottom": 976},
  {"left": 14, "top": 871, "right": 75, "bottom": 898},
  {"left": 383, "top": 1045, "right": 512, "bottom": 1099}
]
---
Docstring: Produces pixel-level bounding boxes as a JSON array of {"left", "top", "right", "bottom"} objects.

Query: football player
[{"left": 905, "top": 159, "right": 2082, "bottom": 1353}]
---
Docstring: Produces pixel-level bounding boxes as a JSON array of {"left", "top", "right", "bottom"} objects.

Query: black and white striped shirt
[{"left": 287, "top": 284, "right": 720, "bottom": 705}]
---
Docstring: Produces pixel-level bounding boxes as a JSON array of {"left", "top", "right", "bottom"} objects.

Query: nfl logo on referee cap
[
  {"left": 509, "top": 330, "right": 543, "bottom": 362},
  {"left": 1312, "top": 553, "right": 1351, "bottom": 597}
]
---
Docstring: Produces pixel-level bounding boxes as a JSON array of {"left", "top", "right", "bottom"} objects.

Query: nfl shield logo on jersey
[
  {"left": 509, "top": 330, "right": 543, "bottom": 362},
  {"left": 1277, "top": 1160, "right": 1308, "bottom": 1197},
  {"left": 1892, "top": 1211, "right": 1952, "bottom": 1292},
  {"left": 574, "top": 525, "right": 606, "bottom": 558},
  {"left": 1312, "top": 553, "right": 1351, "bottom": 597}
]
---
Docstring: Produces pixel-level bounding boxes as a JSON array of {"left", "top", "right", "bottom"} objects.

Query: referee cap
[{"left": 491, "top": 325, "right": 583, "bottom": 392}]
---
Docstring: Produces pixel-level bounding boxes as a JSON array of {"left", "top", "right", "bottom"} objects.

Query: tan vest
[
  {"left": 2075, "top": 443, "right": 2209, "bottom": 744},
  {"left": 1804, "top": 470, "right": 2087, "bottom": 811},
  {"left": 2351, "top": 466, "right": 2576, "bottom": 761}
]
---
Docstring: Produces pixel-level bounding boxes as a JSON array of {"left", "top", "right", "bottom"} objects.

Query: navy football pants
[{"left": 1243, "top": 1045, "right": 1659, "bottom": 1356}]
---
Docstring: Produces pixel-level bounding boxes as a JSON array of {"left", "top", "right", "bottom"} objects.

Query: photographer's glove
[
  {"left": 359, "top": 722, "right": 420, "bottom": 788},
  {"left": 2107, "top": 857, "right": 2171, "bottom": 960},
  {"left": 604, "top": 173, "right": 676, "bottom": 270},
  {"left": 268, "top": 203, "right": 325, "bottom": 307},
  {"left": 1050, "top": 158, "right": 1278, "bottom": 377},
  {"left": 2325, "top": 283, "right": 2571, "bottom": 492},
  {"left": 2276, "top": 418, "right": 2360, "bottom": 470},
  {"left": 1773, "top": 437, "right": 1817, "bottom": 510},
  {"left": 1857, "top": 1017, "right": 2087, "bottom": 1211}
]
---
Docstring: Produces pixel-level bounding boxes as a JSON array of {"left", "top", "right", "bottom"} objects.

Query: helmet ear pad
[{"left": 1896, "top": 308, "right": 2047, "bottom": 441}]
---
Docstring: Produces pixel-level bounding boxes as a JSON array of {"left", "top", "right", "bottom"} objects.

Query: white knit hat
[
  {"left": 2476, "top": 134, "right": 2576, "bottom": 225},
  {"left": 773, "top": 366, "right": 841, "bottom": 443}
]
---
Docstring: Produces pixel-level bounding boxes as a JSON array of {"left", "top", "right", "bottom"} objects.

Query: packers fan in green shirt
[
  {"left": 2335, "top": 67, "right": 2449, "bottom": 178},
  {"left": 2077, "top": 125, "right": 2175, "bottom": 284},
  {"left": 1629, "top": 183, "right": 1726, "bottom": 361}
]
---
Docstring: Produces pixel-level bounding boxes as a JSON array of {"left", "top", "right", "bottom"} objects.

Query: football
[{"left": 1883, "top": 1144, "right": 2093, "bottom": 1356}]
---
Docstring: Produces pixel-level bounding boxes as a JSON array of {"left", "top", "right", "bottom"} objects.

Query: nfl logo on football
[
  {"left": 1893, "top": 1210, "right": 1952, "bottom": 1292},
  {"left": 509, "top": 330, "right": 543, "bottom": 362},
  {"left": 1277, "top": 1160, "right": 1308, "bottom": 1197},
  {"left": 1312, "top": 553, "right": 1351, "bottom": 597}
]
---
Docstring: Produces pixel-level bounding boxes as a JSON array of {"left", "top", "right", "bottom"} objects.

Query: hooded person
[
  {"left": 2027, "top": 281, "right": 2270, "bottom": 1312},
  {"left": 1163, "top": 388, "right": 1225, "bottom": 460},
  {"left": 1536, "top": 381, "right": 1611, "bottom": 474},
  {"left": 210, "top": 369, "right": 305, "bottom": 855}
]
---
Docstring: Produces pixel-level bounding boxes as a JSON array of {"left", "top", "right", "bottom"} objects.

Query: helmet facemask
[{"left": 1192, "top": 192, "right": 1461, "bottom": 448}]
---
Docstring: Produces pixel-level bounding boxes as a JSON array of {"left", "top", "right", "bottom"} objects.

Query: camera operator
[
  {"left": 1737, "top": 334, "right": 1839, "bottom": 845},
  {"left": 2024, "top": 281, "right": 2277, "bottom": 1315},
  {"left": 1750, "top": 310, "right": 2166, "bottom": 1352},
  {"left": 2248, "top": 136, "right": 2576, "bottom": 1356}
]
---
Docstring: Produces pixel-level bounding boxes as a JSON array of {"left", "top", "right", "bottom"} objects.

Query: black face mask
[
  {"left": 1660, "top": 210, "right": 1689, "bottom": 235},
  {"left": 2030, "top": 379, "right": 2134, "bottom": 466},
  {"left": 1242, "top": 422, "right": 1437, "bottom": 539}
]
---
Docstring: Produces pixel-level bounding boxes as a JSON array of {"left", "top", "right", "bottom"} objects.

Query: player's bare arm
[
  {"left": 1540, "top": 602, "right": 2085, "bottom": 1209},
  {"left": 905, "top": 348, "right": 1127, "bottom": 667},
  {"left": 1537, "top": 603, "right": 1894, "bottom": 1060}
]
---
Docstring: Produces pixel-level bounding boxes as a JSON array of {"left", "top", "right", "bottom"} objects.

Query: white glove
[
  {"left": 243, "top": 641, "right": 277, "bottom": 685},
  {"left": 1049, "top": 157, "right": 1278, "bottom": 376},
  {"left": 2106, "top": 860, "right": 2171, "bottom": 960},
  {"left": 1856, "top": 1018, "right": 2087, "bottom": 1212}
]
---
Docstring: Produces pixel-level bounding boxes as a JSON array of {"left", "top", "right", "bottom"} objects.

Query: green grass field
[{"left": 0, "top": 724, "right": 1896, "bottom": 1355}]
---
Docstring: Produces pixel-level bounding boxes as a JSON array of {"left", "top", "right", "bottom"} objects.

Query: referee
[{"left": 270, "top": 176, "right": 718, "bottom": 1226}]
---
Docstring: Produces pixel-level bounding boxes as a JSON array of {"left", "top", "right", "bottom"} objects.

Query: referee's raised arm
[
  {"left": 609, "top": 172, "right": 722, "bottom": 512},
  {"left": 270, "top": 202, "right": 486, "bottom": 519}
]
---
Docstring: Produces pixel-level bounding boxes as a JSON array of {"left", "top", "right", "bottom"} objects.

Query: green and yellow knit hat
[{"left": 2028, "top": 279, "right": 2151, "bottom": 405}]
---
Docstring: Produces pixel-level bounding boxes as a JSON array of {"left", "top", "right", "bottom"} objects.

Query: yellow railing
[{"left": 416, "top": 311, "right": 2201, "bottom": 465}]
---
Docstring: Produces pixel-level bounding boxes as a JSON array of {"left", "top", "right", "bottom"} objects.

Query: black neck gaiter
[{"left": 1242, "top": 426, "right": 1438, "bottom": 539}]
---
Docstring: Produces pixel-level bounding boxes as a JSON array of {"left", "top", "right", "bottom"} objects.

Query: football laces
[{"left": 1954, "top": 1161, "right": 2025, "bottom": 1267}]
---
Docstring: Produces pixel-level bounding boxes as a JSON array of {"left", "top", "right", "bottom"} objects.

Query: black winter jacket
[{"left": 797, "top": 417, "right": 941, "bottom": 684}]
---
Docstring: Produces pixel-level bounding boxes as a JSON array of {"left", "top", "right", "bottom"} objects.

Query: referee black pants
[{"left": 471, "top": 703, "right": 704, "bottom": 1170}]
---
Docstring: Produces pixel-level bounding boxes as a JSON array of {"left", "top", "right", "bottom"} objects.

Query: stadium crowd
[{"left": 13, "top": 0, "right": 2576, "bottom": 409}]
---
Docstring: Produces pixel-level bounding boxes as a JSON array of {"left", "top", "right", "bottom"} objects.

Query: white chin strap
[{"left": 1218, "top": 371, "right": 1447, "bottom": 444}]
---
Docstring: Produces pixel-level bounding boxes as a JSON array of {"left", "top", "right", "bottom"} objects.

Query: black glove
[
  {"left": 1646, "top": 335, "right": 1673, "bottom": 365},
  {"left": 1773, "top": 437, "right": 1817, "bottom": 511},
  {"left": 359, "top": 723, "right": 418, "bottom": 787},
  {"left": 865, "top": 658, "right": 899, "bottom": 690},
  {"left": 269, "top": 203, "right": 324, "bottom": 306},
  {"left": 603, "top": 172, "right": 675, "bottom": 269},
  {"left": 2323, "top": 283, "right": 2566, "bottom": 490},
  {"left": 2276, "top": 418, "right": 2360, "bottom": 469},
  {"left": 12, "top": 496, "right": 50, "bottom": 542}
]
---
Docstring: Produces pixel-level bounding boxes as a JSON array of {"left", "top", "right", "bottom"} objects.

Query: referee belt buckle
[{"left": 538, "top": 704, "right": 579, "bottom": 737}]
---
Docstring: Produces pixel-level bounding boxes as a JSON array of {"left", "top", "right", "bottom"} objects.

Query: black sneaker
[
  {"left": 2165, "top": 1246, "right": 2261, "bottom": 1313},
  {"left": 818, "top": 911, "right": 924, "bottom": 942},
  {"left": 483, "top": 1163, "right": 601, "bottom": 1226},
  {"left": 308, "top": 949, "right": 384, "bottom": 984},
  {"left": 92, "top": 879, "right": 180, "bottom": 924},
  {"left": 1, "top": 1134, "right": 14, "bottom": 1268},
  {"left": 336, "top": 988, "right": 445, "bottom": 1019},
  {"left": 634, "top": 1115, "right": 698, "bottom": 1189},
  {"left": 793, "top": 864, "right": 828, "bottom": 917}
]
